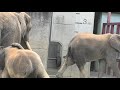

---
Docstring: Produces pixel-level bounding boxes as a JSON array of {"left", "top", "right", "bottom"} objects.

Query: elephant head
[
  {"left": 17, "top": 12, "right": 32, "bottom": 50},
  {"left": 109, "top": 34, "right": 120, "bottom": 52}
]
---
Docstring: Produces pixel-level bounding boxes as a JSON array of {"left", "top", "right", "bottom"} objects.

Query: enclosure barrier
[{"left": 102, "top": 22, "right": 120, "bottom": 34}]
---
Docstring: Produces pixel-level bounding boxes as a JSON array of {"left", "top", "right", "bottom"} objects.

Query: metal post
[{"left": 107, "top": 12, "right": 111, "bottom": 23}]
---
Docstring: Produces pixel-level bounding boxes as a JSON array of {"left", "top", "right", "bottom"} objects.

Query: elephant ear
[
  {"left": 18, "top": 12, "right": 32, "bottom": 37},
  {"left": 109, "top": 34, "right": 120, "bottom": 52}
]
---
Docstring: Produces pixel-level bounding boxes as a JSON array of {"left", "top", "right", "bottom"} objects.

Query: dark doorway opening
[
  {"left": 93, "top": 12, "right": 101, "bottom": 34},
  {"left": 47, "top": 42, "right": 62, "bottom": 69}
]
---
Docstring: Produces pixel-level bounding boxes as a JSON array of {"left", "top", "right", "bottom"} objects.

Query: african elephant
[
  {"left": 0, "top": 43, "right": 50, "bottom": 78},
  {"left": 56, "top": 33, "right": 120, "bottom": 78},
  {"left": 0, "top": 12, "right": 32, "bottom": 70},
  {"left": 0, "top": 12, "right": 32, "bottom": 50}
]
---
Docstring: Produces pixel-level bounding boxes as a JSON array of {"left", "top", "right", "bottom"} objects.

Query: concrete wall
[
  {"left": 27, "top": 12, "right": 52, "bottom": 69},
  {"left": 51, "top": 12, "right": 95, "bottom": 77}
]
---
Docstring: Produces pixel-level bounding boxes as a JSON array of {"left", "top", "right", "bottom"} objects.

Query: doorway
[
  {"left": 47, "top": 42, "right": 62, "bottom": 76},
  {"left": 47, "top": 42, "right": 62, "bottom": 69}
]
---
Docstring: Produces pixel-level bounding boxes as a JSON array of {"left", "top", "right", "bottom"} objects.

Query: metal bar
[
  {"left": 102, "top": 24, "right": 106, "bottom": 34},
  {"left": 106, "top": 25, "right": 110, "bottom": 33},
  {"left": 110, "top": 25, "right": 114, "bottom": 34},
  {"left": 48, "top": 58, "right": 57, "bottom": 60},
  {"left": 119, "top": 25, "right": 120, "bottom": 34},
  {"left": 116, "top": 25, "right": 120, "bottom": 34},
  {"left": 107, "top": 12, "right": 111, "bottom": 23},
  {"left": 103, "top": 23, "right": 120, "bottom": 25}
]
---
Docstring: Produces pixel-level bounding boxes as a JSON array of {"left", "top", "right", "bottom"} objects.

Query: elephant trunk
[
  {"left": 20, "top": 37, "right": 32, "bottom": 51},
  {"left": 25, "top": 41, "right": 32, "bottom": 50}
]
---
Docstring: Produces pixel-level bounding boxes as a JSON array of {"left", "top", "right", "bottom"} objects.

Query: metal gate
[{"left": 102, "top": 22, "right": 120, "bottom": 34}]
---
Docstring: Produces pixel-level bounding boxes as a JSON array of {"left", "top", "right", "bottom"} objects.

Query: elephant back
[{"left": 6, "top": 50, "right": 33, "bottom": 78}]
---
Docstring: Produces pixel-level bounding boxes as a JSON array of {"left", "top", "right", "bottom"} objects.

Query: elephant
[
  {"left": 0, "top": 43, "right": 50, "bottom": 78},
  {"left": 0, "top": 12, "right": 32, "bottom": 71},
  {"left": 0, "top": 12, "right": 32, "bottom": 50},
  {"left": 56, "top": 33, "right": 120, "bottom": 78}
]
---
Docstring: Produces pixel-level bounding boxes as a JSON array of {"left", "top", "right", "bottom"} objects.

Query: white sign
[{"left": 75, "top": 12, "right": 95, "bottom": 34}]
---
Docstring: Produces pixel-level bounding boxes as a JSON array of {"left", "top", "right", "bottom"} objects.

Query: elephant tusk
[{"left": 25, "top": 41, "right": 32, "bottom": 50}]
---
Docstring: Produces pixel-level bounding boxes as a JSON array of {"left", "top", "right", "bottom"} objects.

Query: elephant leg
[
  {"left": 32, "top": 62, "right": 50, "bottom": 78},
  {"left": 77, "top": 64, "right": 88, "bottom": 78},
  {"left": 106, "top": 58, "right": 120, "bottom": 78},
  {"left": 56, "top": 59, "right": 75, "bottom": 78},
  {"left": 36, "top": 67, "right": 50, "bottom": 78},
  {"left": 25, "top": 41, "right": 32, "bottom": 50},
  {"left": 79, "top": 66, "right": 87, "bottom": 78},
  {"left": 98, "top": 59, "right": 106, "bottom": 78},
  {"left": 1, "top": 68, "right": 10, "bottom": 78}
]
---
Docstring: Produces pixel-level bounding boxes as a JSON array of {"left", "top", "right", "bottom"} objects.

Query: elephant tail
[
  {"left": 66, "top": 36, "right": 76, "bottom": 60},
  {"left": 66, "top": 46, "right": 73, "bottom": 60}
]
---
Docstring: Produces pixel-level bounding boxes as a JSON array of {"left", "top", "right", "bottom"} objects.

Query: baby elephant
[{"left": 0, "top": 43, "right": 50, "bottom": 78}]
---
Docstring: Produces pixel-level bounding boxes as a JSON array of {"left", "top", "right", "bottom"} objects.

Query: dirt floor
[
  {"left": 47, "top": 68, "right": 116, "bottom": 78},
  {"left": 0, "top": 69, "right": 116, "bottom": 78}
]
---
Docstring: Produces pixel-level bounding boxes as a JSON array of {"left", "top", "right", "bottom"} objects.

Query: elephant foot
[{"left": 56, "top": 73, "right": 63, "bottom": 78}]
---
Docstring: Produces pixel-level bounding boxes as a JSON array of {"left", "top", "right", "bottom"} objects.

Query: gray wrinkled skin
[{"left": 0, "top": 12, "right": 32, "bottom": 71}]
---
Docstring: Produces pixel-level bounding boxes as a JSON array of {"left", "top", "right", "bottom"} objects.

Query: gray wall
[{"left": 27, "top": 12, "right": 52, "bottom": 69}]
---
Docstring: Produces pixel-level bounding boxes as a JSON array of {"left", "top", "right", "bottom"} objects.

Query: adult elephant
[
  {"left": 0, "top": 43, "right": 49, "bottom": 78},
  {"left": 0, "top": 12, "right": 32, "bottom": 50},
  {"left": 0, "top": 12, "right": 32, "bottom": 70},
  {"left": 56, "top": 33, "right": 120, "bottom": 78}
]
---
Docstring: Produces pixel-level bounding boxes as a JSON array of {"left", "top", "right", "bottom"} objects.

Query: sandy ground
[
  {"left": 47, "top": 68, "right": 116, "bottom": 78},
  {"left": 0, "top": 69, "right": 116, "bottom": 78}
]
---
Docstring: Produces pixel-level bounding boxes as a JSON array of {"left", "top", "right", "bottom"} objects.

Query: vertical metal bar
[
  {"left": 102, "top": 24, "right": 106, "bottom": 34},
  {"left": 106, "top": 25, "right": 110, "bottom": 33},
  {"left": 107, "top": 12, "right": 111, "bottom": 23},
  {"left": 111, "top": 25, "right": 114, "bottom": 34},
  {"left": 119, "top": 25, "right": 120, "bottom": 34},
  {"left": 116, "top": 25, "right": 120, "bottom": 34}
]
